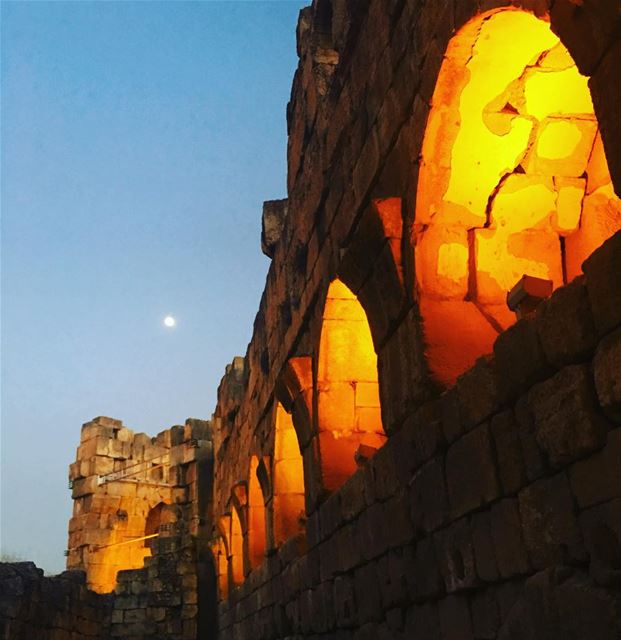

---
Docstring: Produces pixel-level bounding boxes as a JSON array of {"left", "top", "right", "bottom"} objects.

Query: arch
[
  {"left": 247, "top": 456, "right": 267, "bottom": 569},
  {"left": 316, "top": 279, "right": 386, "bottom": 492},
  {"left": 415, "top": 8, "right": 621, "bottom": 386},
  {"left": 144, "top": 502, "right": 165, "bottom": 552},
  {"left": 208, "top": 537, "right": 229, "bottom": 602},
  {"left": 272, "top": 403, "right": 306, "bottom": 546}
]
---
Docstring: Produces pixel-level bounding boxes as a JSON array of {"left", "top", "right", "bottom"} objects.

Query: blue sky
[{"left": 1, "top": 0, "right": 306, "bottom": 573}]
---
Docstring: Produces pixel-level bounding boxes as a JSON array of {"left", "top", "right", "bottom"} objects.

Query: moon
[{"left": 163, "top": 316, "right": 176, "bottom": 328}]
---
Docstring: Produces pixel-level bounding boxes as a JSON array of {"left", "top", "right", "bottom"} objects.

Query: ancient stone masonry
[
  {"left": 3, "top": 1, "right": 621, "bottom": 639},
  {"left": 207, "top": 0, "right": 621, "bottom": 639},
  {"left": 0, "top": 563, "right": 112, "bottom": 640}
]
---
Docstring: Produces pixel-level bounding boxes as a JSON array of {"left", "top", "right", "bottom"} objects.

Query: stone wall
[
  {"left": 209, "top": 0, "right": 621, "bottom": 638},
  {"left": 215, "top": 231, "right": 621, "bottom": 639},
  {"left": 0, "top": 562, "right": 111, "bottom": 640}
]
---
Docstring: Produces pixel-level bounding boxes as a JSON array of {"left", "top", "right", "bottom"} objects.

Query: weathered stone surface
[
  {"left": 434, "top": 518, "right": 478, "bottom": 594},
  {"left": 498, "top": 567, "right": 621, "bottom": 640},
  {"left": 528, "top": 364, "right": 608, "bottom": 468},
  {"left": 519, "top": 473, "right": 586, "bottom": 570},
  {"left": 583, "top": 230, "right": 621, "bottom": 335},
  {"left": 446, "top": 423, "right": 500, "bottom": 519},
  {"left": 494, "top": 319, "right": 551, "bottom": 401},
  {"left": 471, "top": 511, "right": 499, "bottom": 583},
  {"left": 410, "top": 456, "right": 449, "bottom": 535},
  {"left": 490, "top": 409, "right": 527, "bottom": 495},
  {"left": 261, "top": 199, "right": 289, "bottom": 259},
  {"left": 594, "top": 327, "right": 621, "bottom": 421},
  {"left": 455, "top": 356, "right": 501, "bottom": 430},
  {"left": 438, "top": 594, "right": 474, "bottom": 640},
  {"left": 490, "top": 499, "right": 530, "bottom": 579},
  {"left": 536, "top": 277, "right": 598, "bottom": 368},
  {"left": 570, "top": 428, "right": 621, "bottom": 509}
]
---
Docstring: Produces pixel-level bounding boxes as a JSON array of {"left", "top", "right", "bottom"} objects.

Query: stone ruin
[{"left": 2, "top": 0, "right": 621, "bottom": 639}]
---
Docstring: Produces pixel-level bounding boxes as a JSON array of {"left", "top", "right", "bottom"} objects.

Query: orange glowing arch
[{"left": 415, "top": 8, "right": 621, "bottom": 386}]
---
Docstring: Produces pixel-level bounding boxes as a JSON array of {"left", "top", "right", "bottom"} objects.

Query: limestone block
[
  {"left": 455, "top": 356, "right": 501, "bottom": 431},
  {"left": 593, "top": 326, "right": 621, "bottom": 421},
  {"left": 409, "top": 456, "right": 449, "bottom": 535},
  {"left": 446, "top": 423, "right": 500, "bottom": 519},
  {"left": 490, "top": 499, "right": 530, "bottom": 579},
  {"left": 579, "top": 498, "right": 621, "bottom": 587},
  {"left": 438, "top": 595, "right": 474, "bottom": 640},
  {"left": 71, "top": 475, "right": 99, "bottom": 498},
  {"left": 535, "top": 276, "right": 598, "bottom": 367},
  {"left": 583, "top": 230, "right": 621, "bottom": 335},
  {"left": 471, "top": 510, "right": 499, "bottom": 583},
  {"left": 494, "top": 318, "right": 551, "bottom": 400},
  {"left": 490, "top": 409, "right": 527, "bottom": 495},
  {"left": 570, "top": 428, "right": 621, "bottom": 509},
  {"left": 518, "top": 472, "right": 585, "bottom": 569},
  {"left": 434, "top": 518, "right": 478, "bottom": 594},
  {"left": 261, "top": 199, "right": 289, "bottom": 259},
  {"left": 528, "top": 364, "right": 608, "bottom": 467}
]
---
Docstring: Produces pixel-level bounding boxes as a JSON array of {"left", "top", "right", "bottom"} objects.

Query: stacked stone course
[{"left": 0, "top": 563, "right": 111, "bottom": 640}]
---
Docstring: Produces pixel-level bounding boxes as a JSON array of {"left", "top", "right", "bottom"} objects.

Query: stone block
[
  {"left": 470, "top": 588, "right": 499, "bottom": 640},
  {"left": 594, "top": 326, "right": 621, "bottom": 421},
  {"left": 438, "top": 594, "right": 474, "bottom": 640},
  {"left": 528, "top": 364, "right": 608, "bottom": 467},
  {"left": 493, "top": 318, "right": 550, "bottom": 400},
  {"left": 455, "top": 356, "right": 501, "bottom": 430},
  {"left": 583, "top": 230, "right": 621, "bottom": 336},
  {"left": 570, "top": 428, "right": 621, "bottom": 509},
  {"left": 514, "top": 395, "right": 547, "bottom": 483},
  {"left": 383, "top": 491, "right": 415, "bottom": 549},
  {"left": 412, "top": 536, "right": 444, "bottom": 601},
  {"left": 490, "top": 499, "right": 530, "bottom": 579},
  {"left": 334, "top": 575, "right": 357, "bottom": 629},
  {"left": 471, "top": 511, "right": 499, "bottom": 583},
  {"left": 353, "top": 562, "right": 383, "bottom": 624},
  {"left": 490, "top": 409, "right": 527, "bottom": 495},
  {"left": 434, "top": 518, "right": 478, "bottom": 594},
  {"left": 579, "top": 498, "right": 621, "bottom": 587},
  {"left": 376, "top": 548, "right": 414, "bottom": 609},
  {"left": 439, "top": 387, "right": 463, "bottom": 446},
  {"left": 446, "top": 423, "right": 500, "bottom": 519},
  {"left": 519, "top": 472, "right": 586, "bottom": 570},
  {"left": 405, "top": 601, "right": 441, "bottom": 640},
  {"left": 409, "top": 455, "right": 449, "bottom": 535},
  {"left": 371, "top": 443, "right": 400, "bottom": 501},
  {"left": 536, "top": 276, "right": 598, "bottom": 367}
]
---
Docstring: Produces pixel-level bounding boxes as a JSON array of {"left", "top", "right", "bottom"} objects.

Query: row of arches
[
  {"left": 210, "top": 2, "right": 621, "bottom": 603},
  {"left": 213, "top": 279, "right": 386, "bottom": 596}
]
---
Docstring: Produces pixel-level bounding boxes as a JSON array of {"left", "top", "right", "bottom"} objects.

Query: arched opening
[
  {"left": 317, "top": 279, "right": 386, "bottom": 492},
  {"left": 210, "top": 537, "right": 229, "bottom": 601},
  {"left": 273, "top": 403, "right": 306, "bottom": 546},
  {"left": 415, "top": 8, "right": 621, "bottom": 386},
  {"left": 247, "top": 456, "right": 267, "bottom": 569},
  {"left": 229, "top": 508, "right": 244, "bottom": 586},
  {"left": 144, "top": 502, "right": 165, "bottom": 553}
]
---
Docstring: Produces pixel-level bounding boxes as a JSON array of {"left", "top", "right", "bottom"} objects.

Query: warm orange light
[
  {"left": 317, "top": 280, "right": 386, "bottom": 492},
  {"left": 273, "top": 404, "right": 306, "bottom": 545},
  {"left": 247, "top": 456, "right": 267, "bottom": 569},
  {"left": 230, "top": 508, "right": 244, "bottom": 586},
  {"left": 415, "top": 8, "right": 621, "bottom": 386}
]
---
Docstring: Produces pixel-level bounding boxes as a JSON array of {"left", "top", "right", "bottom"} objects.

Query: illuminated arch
[
  {"left": 272, "top": 403, "right": 306, "bottom": 546},
  {"left": 247, "top": 456, "right": 267, "bottom": 569},
  {"left": 316, "top": 279, "right": 386, "bottom": 492},
  {"left": 415, "top": 8, "right": 621, "bottom": 386}
]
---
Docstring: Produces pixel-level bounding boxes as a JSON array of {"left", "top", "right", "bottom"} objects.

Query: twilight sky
[{"left": 1, "top": 0, "right": 306, "bottom": 574}]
